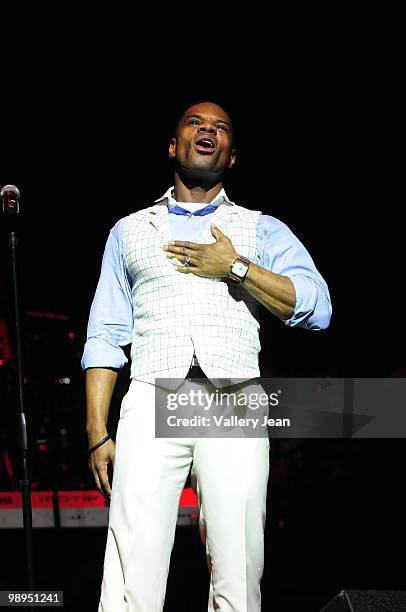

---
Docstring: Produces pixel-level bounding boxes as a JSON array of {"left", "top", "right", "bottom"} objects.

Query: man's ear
[
  {"left": 169, "top": 137, "right": 177, "bottom": 158},
  {"left": 227, "top": 148, "right": 236, "bottom": 169}
]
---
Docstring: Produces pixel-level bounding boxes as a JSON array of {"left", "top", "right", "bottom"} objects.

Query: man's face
[{"left": 169, "top": 102, "right": 236, "bottom": 179}]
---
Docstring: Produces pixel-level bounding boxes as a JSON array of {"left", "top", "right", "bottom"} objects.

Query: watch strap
[{"left": 229, "top": 255, "right": 250, "bottom": 282}]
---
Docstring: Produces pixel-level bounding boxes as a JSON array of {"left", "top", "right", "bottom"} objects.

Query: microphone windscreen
[{"left": 1, "top": 184, "right": 20, "bottom": 199}]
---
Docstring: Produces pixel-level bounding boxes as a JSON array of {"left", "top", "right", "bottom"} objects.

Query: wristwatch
[{"left": 229, "top": 255, "right": 250, "bottom": 282}]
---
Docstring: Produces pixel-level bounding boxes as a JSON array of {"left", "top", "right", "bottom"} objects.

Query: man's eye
[
  {"left": 217, "top": 125, "right": 229, "bottom": 132},
  {"left": 188, "top": 120, "right": 200, "bottom": 125}
]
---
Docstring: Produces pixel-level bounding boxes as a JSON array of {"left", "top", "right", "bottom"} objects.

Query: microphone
[{"left": 1, "top": 185, "right": 21, "bottom": 215}]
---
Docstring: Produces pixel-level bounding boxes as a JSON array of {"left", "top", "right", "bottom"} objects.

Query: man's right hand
[
  {"left": 88, "top": 437, "right": 116, "bottom": 499},
  {"left": 85, "top": 367, "right": 119, "bottom": 499}
]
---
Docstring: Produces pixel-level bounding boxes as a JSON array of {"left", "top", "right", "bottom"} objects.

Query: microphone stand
[{"left": 2, "top": 192, "right": 35, "bottom": 591}]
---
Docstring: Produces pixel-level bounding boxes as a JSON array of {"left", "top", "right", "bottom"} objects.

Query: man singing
[{"left": 82, "top": 101, "right": 332, "bottom": 611}]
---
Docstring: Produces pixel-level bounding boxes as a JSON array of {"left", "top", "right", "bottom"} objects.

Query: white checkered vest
[{"left": 125, "top": 201, "right": 262, "bottom": 384}]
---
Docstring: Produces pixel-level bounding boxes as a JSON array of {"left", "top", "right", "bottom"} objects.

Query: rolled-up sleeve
[
  {"left": 81, "top": 217, "right": 133, "bottom": 369},
  {"left": 256, "top": 214, "right": 332, "bottom": 330}
]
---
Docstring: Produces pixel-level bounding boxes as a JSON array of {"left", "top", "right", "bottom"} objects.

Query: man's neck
[{"left": 173, "top": 173, "right": 224, "bottom": 204}]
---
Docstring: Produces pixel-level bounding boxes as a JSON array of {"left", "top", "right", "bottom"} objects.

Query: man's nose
[{"left": 198, "top": 122, "right": 216, "bottom": 134}]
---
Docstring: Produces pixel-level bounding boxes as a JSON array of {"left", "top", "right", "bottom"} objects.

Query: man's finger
[
  {"left": 163, "top": 241, "right": 201, "bottom": 252},
  {"left": 210, "top": 224, "right": 224, "bottom": 240},
  {"left": 172, "top": 255, "right": 199, "bottom": 271},
  {"left": 96, "top": 463, "right": 112, "bottom": 498},
  {"left": 172, "top": 240, "right": 201, "bottom": 250},
  {"left": 167, "top": 254, "right": 198, "bottom": 266},
  {"left": 164, "top": 245, "right": 197, "bottom": 257},
  {"left": 176, "top": 264, "right": 199, "bottom": 275},
  {"left": 90, "top": 462, "right": 103, "bottom": 494},
  {"left": 176, "top": 264, "right": 208, "bottom": 277},
  {"left": 88, "top": 441, "right": 115, "bottom": 498}
]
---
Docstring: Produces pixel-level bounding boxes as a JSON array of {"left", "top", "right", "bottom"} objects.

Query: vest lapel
[{"left": 146, "top": 203, "right": 171, "bottom": 242}]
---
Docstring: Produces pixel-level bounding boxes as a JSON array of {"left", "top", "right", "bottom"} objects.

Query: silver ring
[{"left": 184, "top": 256, "right": 191, "bottom": 267}]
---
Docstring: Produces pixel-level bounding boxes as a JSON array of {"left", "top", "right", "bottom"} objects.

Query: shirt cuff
[
  {"left": 81, "top": 337, "right": 129, "bottom": 370},
  {"left": 283, "top": 275, "right": 328, "bottom": 330}
]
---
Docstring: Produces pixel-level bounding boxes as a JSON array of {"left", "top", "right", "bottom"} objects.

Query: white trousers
[{"left": 98, "top": 379, "right": 270, "bottom": 612}]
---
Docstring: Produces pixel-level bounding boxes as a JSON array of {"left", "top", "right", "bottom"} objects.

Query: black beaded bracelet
[{"left": 88, "top": 434, "right": 111, "bottom": 456}]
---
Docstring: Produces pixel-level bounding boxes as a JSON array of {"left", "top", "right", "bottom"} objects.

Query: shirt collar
[{"left": 154, "top": 186, "right": 235, "bottom": 210}]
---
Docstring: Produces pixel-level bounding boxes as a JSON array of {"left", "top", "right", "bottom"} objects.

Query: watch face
[{"left": 232, "top": 260, "right": 249, "bottom": 277}]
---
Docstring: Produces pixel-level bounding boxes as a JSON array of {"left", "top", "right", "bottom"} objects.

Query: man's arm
[
  {"left": 163, "top": 225, "right": 296, "bottom": 319},
  {"left": 86, "top": 367, "right": 118, "bottom": 498},
  {"left": 164, "top": 232, "right": 295, "bottom": 319},
  {"left": 82, "top": 218, "right": 133, "bottom": 497},
  {"left": 254, "top": 214, "right": 332, "bottom": 329},
  {"left": 163, "top": 215, "right": 331, "bottom": 329},
  {"left": 240, "top": 263, "right": 296, "bottom": 320}
]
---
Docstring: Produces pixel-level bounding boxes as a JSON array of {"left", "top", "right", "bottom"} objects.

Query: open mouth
[{"left": 194, "top": 137, "right": 217, "bottom": 154}]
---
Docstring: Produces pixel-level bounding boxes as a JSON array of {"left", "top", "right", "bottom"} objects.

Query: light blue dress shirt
[{"left": 81, "top": 187, "right": 332, "bottom": 370}]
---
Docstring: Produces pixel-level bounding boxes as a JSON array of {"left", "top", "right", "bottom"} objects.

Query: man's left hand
[{"left": 162, "top": 224, "right": 238, "bottom": 278}]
